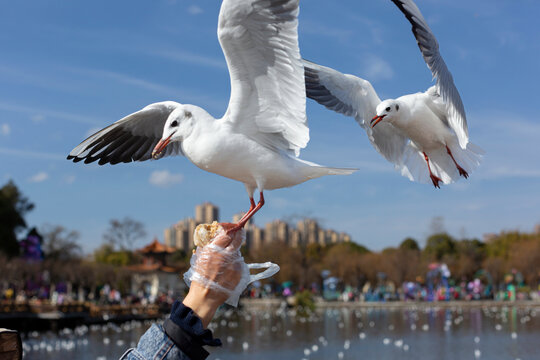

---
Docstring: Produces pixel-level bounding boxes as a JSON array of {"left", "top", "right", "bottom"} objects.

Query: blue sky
[{"left": 1, "top": 0, "right": 539, "bottom": 253}]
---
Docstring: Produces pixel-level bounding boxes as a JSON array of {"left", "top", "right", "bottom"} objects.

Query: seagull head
[
  {"left": 152, "top": 106, "right": 195, "bottom": 159},
  {"left": 371, "top": 100, "right": 401, "bottom": 128}
]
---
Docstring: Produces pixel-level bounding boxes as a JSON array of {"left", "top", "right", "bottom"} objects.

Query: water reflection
[{"left": 23, "top": 305, "right": 539, "bottom": 360}]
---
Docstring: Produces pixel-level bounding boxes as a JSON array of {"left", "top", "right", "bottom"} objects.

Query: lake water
[{"left": 22, "top": 304, "right": 539, "bottom": 360}]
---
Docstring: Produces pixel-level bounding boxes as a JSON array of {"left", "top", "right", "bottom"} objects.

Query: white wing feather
[
  {"left": 218, "top": 0, "right": 308, "bottom": 156},
  {"left": 67, "top": 101, "right": 184, "bottom": 165},
  {"left": 391, "top": 0, "right": 468, "bottom": 148},
  {"left": 303, "top": 60, "right": 409, "bottom": 166}
]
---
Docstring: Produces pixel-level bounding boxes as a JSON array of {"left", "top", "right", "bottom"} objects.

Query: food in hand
[{"left": 193, "top": 221, "right": 223, "bottom": 247}]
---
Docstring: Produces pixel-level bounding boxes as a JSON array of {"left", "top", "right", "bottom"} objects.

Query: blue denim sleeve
[
  {"left": 119, "top": 324, "right": 191, "bottom": 360},
  {"left": 119, "top": 302, "right": 221, "bottom": 360}
]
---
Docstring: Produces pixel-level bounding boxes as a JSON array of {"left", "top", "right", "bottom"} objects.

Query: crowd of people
[{"left": 2, "top": 265, "right": 538, "bottom": 309}]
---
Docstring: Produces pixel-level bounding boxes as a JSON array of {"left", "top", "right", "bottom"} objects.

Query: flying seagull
[
  {"left": 67, "top": 0, "right": 355, "bottom": 231},
  {"left": 303, "top": 0, "right": 483, "bottom": 188}
]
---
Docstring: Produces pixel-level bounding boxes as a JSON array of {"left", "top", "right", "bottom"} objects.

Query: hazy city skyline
[{"left": 164, "top": 202, "right": 351, "bottom": 253}]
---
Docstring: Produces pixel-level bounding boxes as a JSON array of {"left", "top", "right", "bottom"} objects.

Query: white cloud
[
  {"left": 301, "top": 20, "right": 353, "bottom": 42},
  {"left": 0, "top": 101, "right": 103, "bottom": 125},
  {"left": 149, "top": 170, "right": 183, "bottom": 188},
  {"left": 187, "top": 5, "right": 203, "bottom": 15},
  {"left": 468, "top": 113, "right": 540, "bottom": 181},
  {"left": 65, "top": 175, "right": 76, "bottom": 184},
  {"left": 31, "top": 114, "right": 45, "bottom": 123},
  {"left": 480, "top": 167, "right": 540, "bottom": 180},
  {"left": 65, "top": 66, "right": 226, "bottom": 116},
  {"left": 363, "top": 54, "right": 394, "bottom": 81},
  {"left": 70, "top": 67, "right": 180, "bottom": 96},
  {"left": 1, "top": 123, "right": 10, "bottom": 136},
  {"left": 0, "top": 147, "right": 64, "bottom": 160},
  {"left": 28, "top": 172, "right": 49, "bottom": 183},
  {"left": 345, "top": 14, "right": 384, "bottom": 45},
  {"left": 149, "top": 49, "right": 226, "bottom": 70}
]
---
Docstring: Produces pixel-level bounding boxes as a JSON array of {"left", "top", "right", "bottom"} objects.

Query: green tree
[
  {"left": 400, "top": 237, "right": 420, "bottom": 251},
  {"left": 485, "top": 231, "right": 526, "bottom": 259},
  {"left": 339, "top": 241, "right": 370, "bottom": 254},
  {"left": 0, "top": 181, "right": 34, "bottom": 257},
  {"left": 424, "top": 232, "right": 457, "bottom": 260},
  {"left": 453, "top": 239, "right": 486, "bottom": 279},
  {"left": 94, "top": 243, "right": 137, "bottom": 266}
]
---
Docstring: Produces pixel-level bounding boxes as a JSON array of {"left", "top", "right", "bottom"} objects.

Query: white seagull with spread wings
[
  {"left": 68, "top": 0, "right": 355, "bottom": 230},
  {"left": 304, "top": 0, "right": 483, "bottom": 188}
]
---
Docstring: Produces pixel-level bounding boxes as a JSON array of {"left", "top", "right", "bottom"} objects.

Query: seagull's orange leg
[
  {"left": 238, "top": 197, "right": 256, "bottom": 223},
  {"left": 446, "top": 146, "right": 469, "bottom": 178},
  {"left": 226, "top": 192, "right": 265, "bottom": 234},
  {"left": 423, "top": 152, "right": 442, "bottom": 189}
]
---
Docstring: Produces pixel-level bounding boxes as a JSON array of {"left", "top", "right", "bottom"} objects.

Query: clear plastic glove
[{"left": 183, "top": 225, "right": 279, "bottom": 307}]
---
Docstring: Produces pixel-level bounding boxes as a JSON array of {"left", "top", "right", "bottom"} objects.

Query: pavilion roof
[{"left": 138, "top": 238, "right": 176, "bottom": 254}]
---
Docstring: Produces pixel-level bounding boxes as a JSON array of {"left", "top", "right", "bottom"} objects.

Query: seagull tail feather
[{"left": 297, "top": 158, "right": 358, "bottom": 180}]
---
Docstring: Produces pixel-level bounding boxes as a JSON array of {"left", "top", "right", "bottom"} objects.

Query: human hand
[{"left": 182, "top": 226, "right": 243, "bottom": 327}]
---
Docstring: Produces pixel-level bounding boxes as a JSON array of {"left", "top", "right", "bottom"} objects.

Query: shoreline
[{"left": 239, "top": 298, "right": 540, "bottom": 310}]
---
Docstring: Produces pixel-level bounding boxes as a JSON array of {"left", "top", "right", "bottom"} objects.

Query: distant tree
[
  {"left": 340, "top": 241, "right": 370, "bottom": 254},
  {"left": 482, "top": 257, "right": 507, "bottom": 286},
  {"left": 103, "top": 217, "right": 146, "bottom": 250},
  {"left": 399, "top": 237, "right": 420, "bottom": 251},
  {"left": 485, "top": 231, "right": 525, "bottom": 259},
  {"left": 168, "top": 249, "right": 190, "bottom": 265},
  {"left": 453, "top": 239, "right": 486, "bottom": 279},
  {"left": 41, "top": 224, "right": 82, "bottom": 261},
  {"left": 305, "top": 243, "right": 324, "bottom": 263},
  {"left": 508, "top": 238, "right": 540, "bottom": 285},
  {"left": 357, "top": 252, "right": 382, "bottom": 285},
  {"left": 424, "top": 232, "right": 457, "bottom": 261},
  {"left": 94, "top": 243, "right": 139, "bottom": 266},
  {"left": 379, "top": 246, "right": 423, "bottom": 285},
  {"left": 0, "top": 181, "right": 34, "bottom": 257},
  {"left": 322, "top": 243, "right": 366, "bottom": 287}
]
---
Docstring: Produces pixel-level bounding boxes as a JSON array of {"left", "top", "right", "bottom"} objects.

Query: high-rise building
[
  {"left": 164, "top": 227, "right": 176, "bottom": 248},
  {"left": 166, "top": 204, "right": 353, "bottom": 253},
  {"left": 328, "top": 229, "right": 340, "bottom": 244},
  {"left": 318, "top": 229, "right": 327, "bottom": 246},
  {"left": 195, "top": 202, "right": 219, "bottom": 224},
  {"left": 249, "top": 225, "right": 265, "bottom": 253},
  {"left": 297, "top": 219, "right": 319, "bottom": 245},
  {"left": 289, "top": 229, "right": 301, "bottom": 248},
  {"left": 265, "top": 220, "right": 289, "bottom": 245},
  {"left": 340, "top": 233, "right": 351, "bottom": 243}
]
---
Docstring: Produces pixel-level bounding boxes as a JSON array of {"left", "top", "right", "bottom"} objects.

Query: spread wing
[
  {"left": 218, "top": 0, "right": 307, "bottom": 156},
  {"left": 67, "top": 101, "right": 184, "bottom": 165},
  {"left": 304, "top": 59, "right": 409, "bottom": 165},
  {"left": 391, "top": 0, "right": 468, "bottom": 148}
]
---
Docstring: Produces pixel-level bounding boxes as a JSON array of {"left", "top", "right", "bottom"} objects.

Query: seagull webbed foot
[{"left": 429, "top": 174, "right": 442, "bottom": 189}]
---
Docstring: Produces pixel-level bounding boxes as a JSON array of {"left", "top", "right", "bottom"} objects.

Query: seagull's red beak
[
  {"left": 370, "top": 114, "right": 386, "bottom": 128},
  {"left": 152, "top": 134, "right": 173, "bottom": 159}
]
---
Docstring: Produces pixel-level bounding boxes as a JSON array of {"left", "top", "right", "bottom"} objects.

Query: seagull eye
[
  {"left": 396, "top": 104, "right": 399, "bottom": 111},
  {"left": 385, "top": 107, "right": 391, "bottom": 112},
  {"left": 171, "top": 120, "right": 179, "bottom": 127}
]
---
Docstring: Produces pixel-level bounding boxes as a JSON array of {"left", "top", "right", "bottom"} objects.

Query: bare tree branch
[{"left": 103, "top": 217, "right": 146, "bottom": 250}]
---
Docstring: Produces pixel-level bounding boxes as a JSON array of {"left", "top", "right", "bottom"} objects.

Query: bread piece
[{"left": 193, "top": 221, "right": 223, "bottom": 247}]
